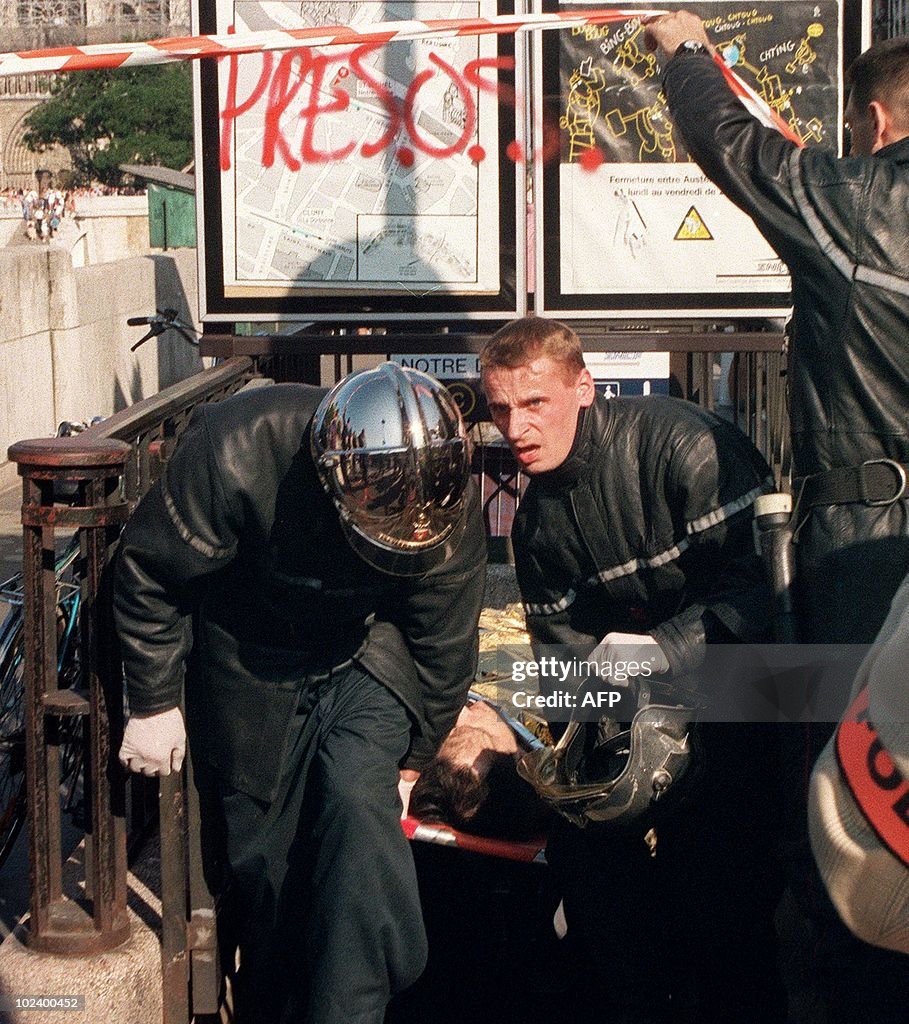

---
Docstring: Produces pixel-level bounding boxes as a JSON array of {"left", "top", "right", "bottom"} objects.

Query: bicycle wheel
[
  {"left": 0, "top": 571, "right": 85, "bottom": 868},
  {"left": 0, "top": 624, "right": 27, "bottom": 868}
]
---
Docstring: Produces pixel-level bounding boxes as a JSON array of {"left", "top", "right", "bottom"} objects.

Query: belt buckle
[{"left": 861, "top": 459, "right": 908, "bottom": 506}]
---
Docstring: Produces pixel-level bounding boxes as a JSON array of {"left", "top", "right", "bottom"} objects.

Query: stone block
[{"left": 0, "top": 837, "right": 164, "bottom": 1024}]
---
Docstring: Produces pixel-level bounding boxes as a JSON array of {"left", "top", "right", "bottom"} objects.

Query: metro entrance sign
[{"left": 390, "top": 349, "right": 669, "bottom": 421}]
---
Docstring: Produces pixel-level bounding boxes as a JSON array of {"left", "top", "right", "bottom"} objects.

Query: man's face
[
  {"left": 482, "top": 356, "right": 595, "bottom": 475},
  {"left": 438, "top": 701, "right": 519, "bottom": 777}
]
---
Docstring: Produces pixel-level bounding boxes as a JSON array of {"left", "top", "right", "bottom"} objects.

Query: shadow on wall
[{"left": 151, "top": 252, "right": 202, "bottom": 394}]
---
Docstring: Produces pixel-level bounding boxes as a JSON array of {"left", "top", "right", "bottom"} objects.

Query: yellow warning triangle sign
[{"left": 674, "top": 206, "right": 713, "bottom": 240}]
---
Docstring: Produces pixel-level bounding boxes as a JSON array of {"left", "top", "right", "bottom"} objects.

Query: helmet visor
[
  {"left": 322, "top": 440, "right": 469, "bottom": 554},
  {"left": 311, "top": 362, "right": 472, "bottom": 576}
]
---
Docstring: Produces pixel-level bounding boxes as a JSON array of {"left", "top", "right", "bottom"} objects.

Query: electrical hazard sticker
[{"left": 674, "top": 207, "right": 713, "bottom": 241}]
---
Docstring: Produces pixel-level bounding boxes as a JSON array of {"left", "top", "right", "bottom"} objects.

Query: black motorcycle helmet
[{"left": 517, "top": 681, "right": 693, "bottom": 829}]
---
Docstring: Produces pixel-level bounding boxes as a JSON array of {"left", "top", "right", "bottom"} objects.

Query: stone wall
[{"left": 0, "top": 244, "right": 202, "bottom": 489}]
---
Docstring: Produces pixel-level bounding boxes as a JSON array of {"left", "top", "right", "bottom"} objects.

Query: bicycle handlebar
[{"left": 128, "top": 309, "right": 199, "bottom": 351}]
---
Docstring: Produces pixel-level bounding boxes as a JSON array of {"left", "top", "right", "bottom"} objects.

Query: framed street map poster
[{"left": 194, "top": 0, "right": 525, "bottom": 321}]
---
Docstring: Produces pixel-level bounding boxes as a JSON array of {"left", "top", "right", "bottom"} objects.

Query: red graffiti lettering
[
  {"left": 261, "top": 50, "right": 309, "bottom": 171},
  {"left": 220, "top": 47, "right": 273, "bottom": 171},
  {"left": 348, "top": 43, "right": 403, "bottom": 158},
  {"left": 297, "top": 51, "right": 355, "bottom": 162},
  {"left": 464, "top": 55, "right": 518, "bottom": 164},
  {"left": 463, "top": 55, "right": 516, "bottom": 103},
  {"left": 217, "top": 44, "right": 561, "bottom": 170},
  {"left": 403, "top": 51, "right": 475, "bottom": 158}
]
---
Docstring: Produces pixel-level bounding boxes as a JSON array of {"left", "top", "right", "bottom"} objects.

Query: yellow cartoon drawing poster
[{"left": 541, "top": 0, "right": 842, "bottom": 316}]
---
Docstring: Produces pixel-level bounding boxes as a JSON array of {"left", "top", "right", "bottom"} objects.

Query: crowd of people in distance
[
  {"left": 0, "top": 183, "right": 147, "bottom": 243},
  {"left": 20, "top": 187, "right": 69, "bottom": 241}
]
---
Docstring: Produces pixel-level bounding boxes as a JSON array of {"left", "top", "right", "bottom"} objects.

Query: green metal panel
[{"left": 148, "top": 182, "right": 197, "bottom": 249}]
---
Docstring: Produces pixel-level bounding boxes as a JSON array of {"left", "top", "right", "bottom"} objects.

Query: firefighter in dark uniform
[
  {"left": 480, "top": 316, "right": 785, "bottom": 1023},
  {"left": 642, "top": 18, "right": 909, "bottom": 1021},
  {"left": 114, "top": 364, "right": 486, "bottom": 1024}
]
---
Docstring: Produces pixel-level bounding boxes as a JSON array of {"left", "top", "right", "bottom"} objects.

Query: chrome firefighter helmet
[
  {"left": 311, "top": 362, "right": 471, "bottom": 576},
  {"left": 517, "top": 683, "right": 692, "bottom": 829}
]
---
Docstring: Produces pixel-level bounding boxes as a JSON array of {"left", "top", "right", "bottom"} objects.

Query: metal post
[
  {"left": 160, "top": 772, "right": 189, "bottom": 1024},
  {"left": 8, "top": 437, "right": 131, "bottom": 954}
]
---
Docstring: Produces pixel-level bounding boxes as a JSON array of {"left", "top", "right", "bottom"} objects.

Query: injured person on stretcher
[{"left": 404, "top": 692, "right": 554, "bottom": 841}]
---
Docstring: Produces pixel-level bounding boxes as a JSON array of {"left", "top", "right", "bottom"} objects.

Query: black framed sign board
[
  {"left": 194, "top": 0, "right": 526, "bottom": 322},
  {"left": 535, "top": 0, "right": 851, "bottom": 319}
]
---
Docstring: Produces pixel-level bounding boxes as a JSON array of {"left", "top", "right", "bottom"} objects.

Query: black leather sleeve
[
  {"left": 650, "top": 423, "right": 773, "bottom": 674},
  {"left": 113, "top": 403, "right": 243, "bottom": 714},
  {"left": 662, "top": 51, "right": 819, "bottom": 264}
]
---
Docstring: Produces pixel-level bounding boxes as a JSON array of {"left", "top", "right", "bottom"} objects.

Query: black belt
[{"left": 797, "top": 459, "right": 909, "bottom": 508}]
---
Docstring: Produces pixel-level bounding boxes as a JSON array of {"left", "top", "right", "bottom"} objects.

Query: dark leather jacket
[
  {"left": 512, "top": 394, "right": 773, "bottom": 678},
  {"left": 664, "top": 50, "right": 909, "bottom": 476},
  {"left": 113, "top": 383, "right": 486, "bottom": 802},
  {"left": 663, "top": 52, "right": 909, "bottom": 641}
]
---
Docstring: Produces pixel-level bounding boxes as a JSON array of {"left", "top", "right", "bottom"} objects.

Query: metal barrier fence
[{"left": 6, "top": 330, "right": 788, "bottom": 1021}]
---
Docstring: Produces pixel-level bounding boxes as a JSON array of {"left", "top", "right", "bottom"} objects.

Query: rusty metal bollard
[{"left": 8, "top": 436, "right": 131, "bottom": 954}]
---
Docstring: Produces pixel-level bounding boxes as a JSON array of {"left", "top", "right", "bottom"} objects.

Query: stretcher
[{"left": 401, "top": 813, "right": 547, "bottom": 864}]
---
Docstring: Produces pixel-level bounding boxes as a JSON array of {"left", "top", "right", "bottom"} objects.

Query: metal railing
[
  {"left": 7, "top": 357, "right": 255, "bottom": 965},
  {"left": 6, "top": 330, "right": 789, "bottom": 1021}
]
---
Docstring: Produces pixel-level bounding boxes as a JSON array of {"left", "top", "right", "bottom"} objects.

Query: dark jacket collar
[{"left": 877, "top": 136, "right": 909, "bottom": 162}]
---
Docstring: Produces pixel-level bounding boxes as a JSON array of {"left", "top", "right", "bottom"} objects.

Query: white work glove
[
  {"left": 119, "top": 707, "right": 186, "bottom": 776},
  {"left": 398, "top": 770, "right": 419, "bottom": 819},
  {"left": 591, "top": 632, "right": 670, "bottom": 686}
]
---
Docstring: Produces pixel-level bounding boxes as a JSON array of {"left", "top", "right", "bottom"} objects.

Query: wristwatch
[{"left": 674, "top": 40, "right": 708, "bottom": 58}]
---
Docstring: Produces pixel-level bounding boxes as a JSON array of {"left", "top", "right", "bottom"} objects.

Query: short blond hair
[{"left": 480, "top": 316, "right": 586, "bottom": 380}]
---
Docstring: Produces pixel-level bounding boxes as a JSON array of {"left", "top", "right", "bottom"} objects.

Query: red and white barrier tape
[
  {"left": 0, "top": 8, "right": 802, "bottom": 146},
  {"left": 0, "top": 9, "right": 664, "bottom": 75},
  {"left": 714, "top": 51, "right": 803, "bottom": 145}
]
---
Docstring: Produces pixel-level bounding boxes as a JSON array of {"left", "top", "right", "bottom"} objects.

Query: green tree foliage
[{"left": 23, "top": 64, "right": 193, "bottom": 187}]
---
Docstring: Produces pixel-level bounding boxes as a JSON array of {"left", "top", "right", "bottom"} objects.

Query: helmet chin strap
[{"left": 548, "top": 720, "right": 584, "bottom": 784}]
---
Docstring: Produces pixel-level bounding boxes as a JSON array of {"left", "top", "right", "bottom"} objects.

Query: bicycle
[
  {"left": 0, "top": 535, "right": 85, "bottom": 869},
  {"left": 0, "top": 418, "right": 102, "bottom": 870}
]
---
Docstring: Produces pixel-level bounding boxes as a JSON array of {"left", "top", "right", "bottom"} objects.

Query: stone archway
[{"left": 0, "top": 100, "right": 70, "bottom": 191}]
